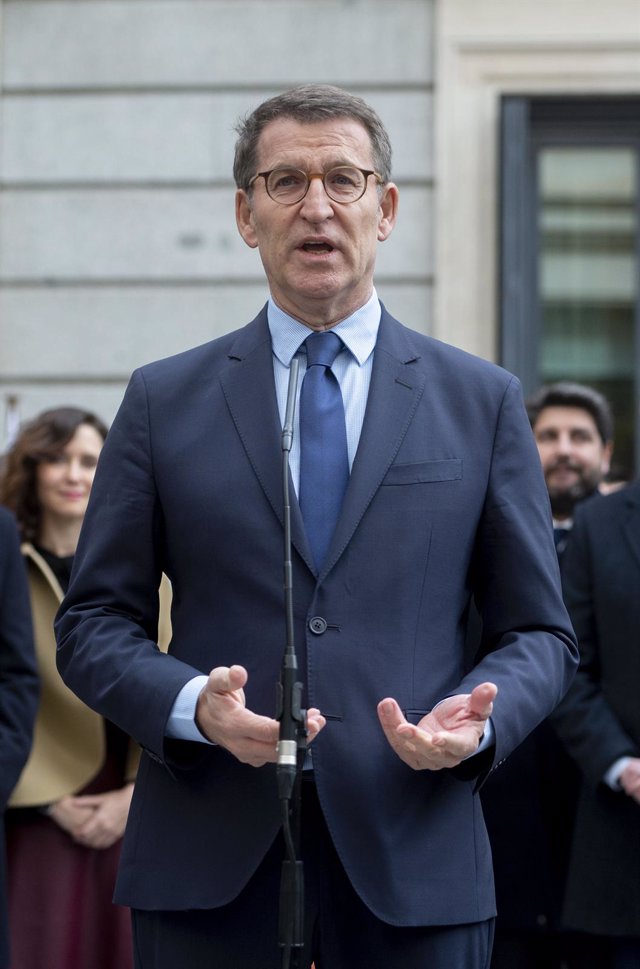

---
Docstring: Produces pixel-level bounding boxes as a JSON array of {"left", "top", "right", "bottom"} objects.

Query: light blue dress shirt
[{"left": 269, "top": 289, "right": 380, "bottom": 490}]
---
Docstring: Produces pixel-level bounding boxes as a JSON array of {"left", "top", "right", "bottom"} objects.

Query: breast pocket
[{"left": 381, "top": 459, "right": 462, "bottom": 486}]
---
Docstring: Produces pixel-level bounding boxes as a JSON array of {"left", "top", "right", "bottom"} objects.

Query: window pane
[{"left": 538, "top": 146, "right": 637, "bottom": 478}]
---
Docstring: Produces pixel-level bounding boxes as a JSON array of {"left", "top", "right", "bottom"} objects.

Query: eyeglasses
[{"left": 248, "top": 166, "right": 383, "bottom": 205}]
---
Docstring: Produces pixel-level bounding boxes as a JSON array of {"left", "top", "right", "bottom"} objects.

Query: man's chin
[{"left": 549, "top": 483, "right": 598, "bottom": 519}]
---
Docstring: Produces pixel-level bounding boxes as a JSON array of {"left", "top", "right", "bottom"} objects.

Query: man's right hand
[{"left": 195, "top": 665, "right": 325, "bottom": 767}]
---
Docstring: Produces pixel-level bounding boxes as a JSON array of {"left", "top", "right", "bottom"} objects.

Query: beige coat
[{"left": 9, "top": 545, "right": 171, "bottom": 808}]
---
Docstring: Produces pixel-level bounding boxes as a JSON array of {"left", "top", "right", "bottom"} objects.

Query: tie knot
[{"left": 304, "top": 331, "right": 343, "bottom": 369}]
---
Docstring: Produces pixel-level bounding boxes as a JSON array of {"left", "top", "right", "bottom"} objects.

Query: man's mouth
[{"left": 300, "top": 242, "right": 334, "bottom": 253}]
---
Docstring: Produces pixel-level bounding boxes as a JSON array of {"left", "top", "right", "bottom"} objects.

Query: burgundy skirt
[{"left": 5, "top": 722, "right": 133, "bottom": 969}]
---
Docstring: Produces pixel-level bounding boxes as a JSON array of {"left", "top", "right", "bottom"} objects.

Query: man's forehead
[
  {"left": 255, "top": 116, "right": 373, "bottom": 166},
  {"left": 534, "top": 405, "right": 600, "bottom": 435}
]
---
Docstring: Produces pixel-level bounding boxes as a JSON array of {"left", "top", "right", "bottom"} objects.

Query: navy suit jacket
[{"left": 56, "top": 306, "right": 577, "bottom": 926}]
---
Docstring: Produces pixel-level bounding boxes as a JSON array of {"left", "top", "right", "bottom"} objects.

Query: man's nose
[
  {"left": 549, "top": 434, "right": 577, "bottom": 463},
  {"left": 299, "top": 175, "right": 333, "bottom": 219}
]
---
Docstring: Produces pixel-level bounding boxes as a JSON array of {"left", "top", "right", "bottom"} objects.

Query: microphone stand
[{"left": 276, "top": 358, "right": 306, "bottom": 969}]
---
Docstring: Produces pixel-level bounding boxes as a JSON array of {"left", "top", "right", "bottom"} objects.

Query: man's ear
[
  {"left": 236, "top": 190, "right": 258, "bottom": 249},
  {"left": 377, "top": 182, "right": 399, "bottom": 242}
]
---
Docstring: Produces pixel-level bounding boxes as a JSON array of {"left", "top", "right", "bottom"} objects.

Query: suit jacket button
[{"left": 309, "top": 616, "right": 328, "bottom": 635}]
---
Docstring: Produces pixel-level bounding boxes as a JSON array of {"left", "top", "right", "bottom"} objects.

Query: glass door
[
  {"left": 538, "top": 146, "right": 637, "bottom": 478},
  {"left": 500, "top": 97, "right": 640, "bottom": 480}
]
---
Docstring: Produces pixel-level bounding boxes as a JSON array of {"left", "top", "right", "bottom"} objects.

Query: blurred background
[{"left": 1, "top": 0, "right": 638, "bottom": 480}]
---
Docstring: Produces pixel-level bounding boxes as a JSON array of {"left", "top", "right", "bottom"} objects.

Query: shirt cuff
[
  {"left": 604, "top": 756, "right": 632, "bottom": 790},
  {"left": 165, "top": 675, "right": 214, "bottom": 743},
  {"left": 464, "top": 717, "right": 495, "bottom": 760}
]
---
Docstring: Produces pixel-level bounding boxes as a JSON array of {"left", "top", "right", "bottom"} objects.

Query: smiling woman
[
  {"left": 35, "top": 422, "right": 103, "bottom": 536},
  {"left": 1, "top": 408, "right": 107, "bottom": 549}
]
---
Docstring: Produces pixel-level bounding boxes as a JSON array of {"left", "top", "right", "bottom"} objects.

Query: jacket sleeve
[
  {"left": 55, "top": 369, "right": 203, "bottom": 762},
  {"left": 455, "top": 376, "right": 579, "bottom": 775}
]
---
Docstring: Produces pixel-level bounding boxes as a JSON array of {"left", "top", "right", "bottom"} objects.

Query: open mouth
[{"left": 301, "top": 242, "right": 334, "bottom": 253}]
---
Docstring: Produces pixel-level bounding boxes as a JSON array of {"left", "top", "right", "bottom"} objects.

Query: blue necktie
[{"left": 299, "top": 331, "right": 349, "bottom": 570}]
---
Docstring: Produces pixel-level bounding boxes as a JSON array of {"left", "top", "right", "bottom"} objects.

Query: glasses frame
[{"left": 248, "top": 166, "right": 383, "bottom": 205}]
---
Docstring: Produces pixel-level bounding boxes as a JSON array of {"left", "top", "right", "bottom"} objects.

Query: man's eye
[
  {"left": 272, "top": 171, "right": 304, "bottom": 189},
  {"left": 328, "top": 170, "right": 358, "bottom": 187}
]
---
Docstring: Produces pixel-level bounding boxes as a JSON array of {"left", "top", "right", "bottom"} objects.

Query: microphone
[
  {"left": 281, "top": 358, "right": 298, "bottom": 454},
  {"left": 276, "top": 356, "right": 304, "bottom": 797},
  {"left": 275, "top": 357, "right": 306, "bottom": 964}
]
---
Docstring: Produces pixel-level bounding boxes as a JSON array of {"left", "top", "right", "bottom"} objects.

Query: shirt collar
[{"left": 267, "top": 289, "right": 381, "bottom": 368}]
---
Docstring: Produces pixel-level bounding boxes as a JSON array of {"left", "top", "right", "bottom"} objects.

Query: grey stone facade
[{"left": 0, "top": 0, "right": 435, "bottom": 438}]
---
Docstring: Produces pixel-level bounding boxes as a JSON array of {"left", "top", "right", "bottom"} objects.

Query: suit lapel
[
  {"left": 219, "top": 309, "right": 314, "bottom": 572},
  {"left": 320, "top": 308, "right": 426, "bottom": 577}
]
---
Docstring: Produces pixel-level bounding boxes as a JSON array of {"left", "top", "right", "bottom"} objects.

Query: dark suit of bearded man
[
  {"left": 551, "top": 481, "right": 640, "bottom": 966},
  {"left": 55, "top": 84, "right": 577, "bottom": 969}
]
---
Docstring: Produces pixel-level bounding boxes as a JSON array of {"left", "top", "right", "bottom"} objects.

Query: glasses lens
[
  {"left": 265, "top": 169, "right": 308, "bottom": 203},
  {"left": 324, "top": 167, "right": 366, "bottom": 202}
]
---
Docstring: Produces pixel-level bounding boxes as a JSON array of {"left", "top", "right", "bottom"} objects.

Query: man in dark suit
[
  {"left": 527, "top": 382, "right": 614, "bottom": 556},
  {"left": 551, "top": 482, "right": 640, "bottom": 968},
  {"left": 0, "top": 507, "right": 39, "bottom": 969},
  {"left": 482, "top": 382, "right": 614, "bottom": 969},
  {"left": 55, "top": 85, "right": 577, "bottom": 969}
]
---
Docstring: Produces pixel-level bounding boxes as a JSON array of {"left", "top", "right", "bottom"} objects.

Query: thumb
[
  {"left": 209, "top": 665, "right": 248, "bottom": 695},
  {"left": 469, "top": 682, "right": 497, "bottom": 719}
]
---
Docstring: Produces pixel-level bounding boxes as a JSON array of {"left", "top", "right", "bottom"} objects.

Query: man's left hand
[{"left": 377, "top": 682, "right": 497, "bottom": 770}]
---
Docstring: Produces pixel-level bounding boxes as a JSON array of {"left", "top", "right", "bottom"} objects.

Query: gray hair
[{"left": 233, "top": 84, "right": 392, "bottom": 190}]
